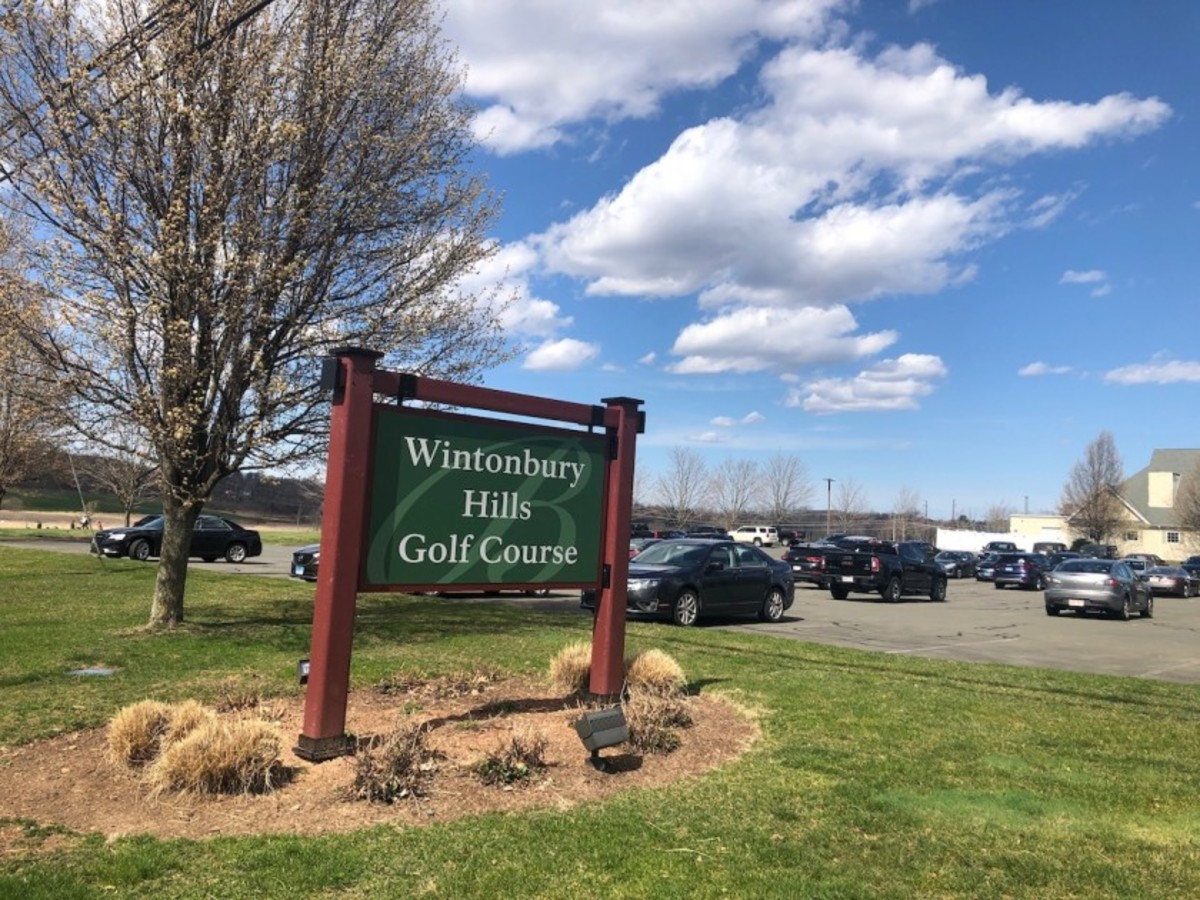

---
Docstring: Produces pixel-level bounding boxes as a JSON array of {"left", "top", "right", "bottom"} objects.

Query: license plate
[
  {"left": 842, "top": 576, "right": 854, "bottom": 583},
  {"left": 292, "top": 564, "right": 305, "bottom": 576},
  {"left": 1067, "top": 599, "right": 1084, "bottom": 607},
  {"left": 792, "top": 565, "right": 802, "bottom": 572}
]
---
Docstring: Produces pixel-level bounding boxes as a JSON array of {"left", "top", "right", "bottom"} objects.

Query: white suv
[{"left": 731, "top": 525, "right": 778, "bottom": 547}]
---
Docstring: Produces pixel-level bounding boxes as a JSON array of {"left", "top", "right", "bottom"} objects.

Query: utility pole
[{"left": 824, "top": 477, "right": 835, "bottom": 536}]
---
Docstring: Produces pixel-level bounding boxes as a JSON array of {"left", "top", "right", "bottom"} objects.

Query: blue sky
[{"left": 439, "top": 0, "right": 1198, "bottom": 520}]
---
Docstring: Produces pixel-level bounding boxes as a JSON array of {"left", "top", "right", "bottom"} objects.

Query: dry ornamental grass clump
[
  {"left": 548, "top": 641, "right": 592, "bottom": 696},
  {"left": 147, "top": 719, "right": 285, "bottom": 796},
  {"left": 350, "top": 722, "right": 439, "bottom": 804},
  {"left": 107, "top": 700, "right": 174, "bottom": 767},
  {"left": 625, "top": 648, "right": 687, "bottom": 697}
]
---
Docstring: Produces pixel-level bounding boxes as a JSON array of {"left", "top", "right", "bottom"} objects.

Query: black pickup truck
[{"left": 823, "top": 539, "right": 947, "bottom": 602}]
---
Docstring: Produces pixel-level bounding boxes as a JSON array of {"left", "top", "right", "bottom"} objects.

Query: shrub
[
  {"left": 146, "top": 719, "right": 284, "bottom": 796},
  {"left": 625, "top": 649, "right": 687, "bottom": 697},
  {"left": 474, "top": 727, "right": 549, "bottom": 786},
  {"left": 350, "top": 722, "right": 438, "bottom": 803},
  {"left": 163, "top": 700, "right": 217, "bottom": 746},
  {"left": 624, "top": 692, "right": 693, "bottom": 755},
  {"left": 107, "top": 700, "right": 174, "bottom": 767},
  {"left": 108, "top": 700, "right": 224, "bottom": 768},
  {"left": 548, "top": 641, "right": 592, "bottom": 696}
]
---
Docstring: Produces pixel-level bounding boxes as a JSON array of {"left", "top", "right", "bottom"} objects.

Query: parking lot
[
  {"left": 9, "top": 537, "right": 1200, "bottom": 685},
  {"left": 732, "top": 575, "right": 1200, "bottom": 685}
]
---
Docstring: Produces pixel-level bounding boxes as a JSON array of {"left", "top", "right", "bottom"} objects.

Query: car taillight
[
  {"left": 871, "top": 556, "right": 880, "bottom": 573},
  {"left": 1105, "top": 577, "right": 1119, "bottom": 588}
]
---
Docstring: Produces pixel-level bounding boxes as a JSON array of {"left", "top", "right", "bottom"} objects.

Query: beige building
[{"left": 1010, "top": 449, "right": 1200, "bottom": 561}]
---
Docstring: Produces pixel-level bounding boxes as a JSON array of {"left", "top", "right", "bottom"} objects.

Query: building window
[
  {"left": 1167, "top": 531, "right": 1181, "bottom": 544},
  {"left": 1124, "top": 531, "right": 1139, "bottom": 542}
]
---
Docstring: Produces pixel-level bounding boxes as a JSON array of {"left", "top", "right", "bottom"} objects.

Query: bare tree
[
  {"left": 891, "top": 487, "right": 922, "bottom": 540},
  {"left": 833, "top": 479, "right": 869, "bottom": 533},
  {"left": 79, "top": 432, "right": 159, "bottom": 527},
  {"left": 984, "top": 503, "right": 1013, "bottom": 534},
  {"left": 762, "top": 453, "right": 812, "bottom": 524},
  {"left": 710, "top": 459, "right": 760, "bottom": 531},
  {"left": 1174, "top": 458, "right": 1200, "bottom": 550},
  {"left": 0, "top": 1, "right": 510, "bottom": 625},
  {"left": 656, "top": 448, "right": 710, "bottom": 529},
  {"left": 1060, "top": 431, "right": 1125, "bottom": 543}
]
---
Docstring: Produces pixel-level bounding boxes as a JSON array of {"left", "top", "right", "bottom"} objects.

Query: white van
[{"left": 731, "top": 525, "right": 778, "bottom": 547}]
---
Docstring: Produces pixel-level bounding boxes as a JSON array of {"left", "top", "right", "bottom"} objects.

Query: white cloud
[
  {"left": 637, "top": 351, "right": 657, "bottom": 365},
  {"left": 537, "top": 42, "right": 1167, "bottom": 316},
  {"left": 787, "top": 353, "right": 947, "bottom": 412},
  {"left": 1104, "top": 360, "right": 1200, "bottom": 385},
  {"left": 522, "top": 338, "right": 600, "bottom": 371},
  {"left": 1090, "top": 283, "right": 1112, "bottom": 298},
  {"left": 741, "top": 411, "right": 765, "bottom": 424},
  {"left": 446, "top": 1, "right": 845, "bottom": 154},
  {"left": 667, "top": 305, "right": 896, "bottom": 374},
  {"left": 710, "top": 416, "right": 736, "bottom": 427},
  {"left": 458, "top": 241, "right": 572, "bottom": 337},
  {"left": 1018, "top": 361, "right": 1072, "bottom": 377},
  {"left": 1060, "top": 269, "right": 1107, "bottom": 284},
  {"left": 691, "top": 431, "right": 727, "bottom": 444}
]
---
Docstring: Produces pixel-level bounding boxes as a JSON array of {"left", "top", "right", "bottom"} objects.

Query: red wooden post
[
  {"left": 589, "top": 396, "right": 642, "bottom": 696},
  {"left": 296, "top": 348, "right": 381, "bottom": 761}
]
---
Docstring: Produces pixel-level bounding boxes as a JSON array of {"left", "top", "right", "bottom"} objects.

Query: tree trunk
[{"left": 149, "top": 500, "right": 201, "bottom": 628}]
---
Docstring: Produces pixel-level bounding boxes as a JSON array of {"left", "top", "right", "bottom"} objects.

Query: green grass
[{"left": 2, "top": 547, "right": 1200, "bottom": 898}]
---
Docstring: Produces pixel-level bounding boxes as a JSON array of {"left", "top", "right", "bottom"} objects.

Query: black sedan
[
  {"left": 580, "top": 539, "right": 794, "bottom": 626},
  {"left": 291, "top": 543, "right": 320, "bottom": 580},
  {"left": 934, "top": 550, "right": 977, "bottom": 579},
  {"left": 1143, "top": 566, "right": 1200, "bottom": 598},
  {"left": 91, "top": 515, "right": 262, "bottom": 563}
]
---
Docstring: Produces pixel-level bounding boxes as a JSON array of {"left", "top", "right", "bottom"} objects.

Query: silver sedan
[{"left": 1044, "top": 558, "right": 1153, "bottom": 620}]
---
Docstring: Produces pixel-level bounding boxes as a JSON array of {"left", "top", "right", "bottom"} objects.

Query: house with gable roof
[
  {"left": 1112, "top": 448, "right": 1200, "bottom": 559},
  {"left": 1007, "top": 448, "right": 1200, "bottom": 561}
]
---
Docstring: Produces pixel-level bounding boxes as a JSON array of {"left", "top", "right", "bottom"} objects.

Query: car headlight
[
  {"left": 627, "top": 578, "right": 659, "bottom": 592},
  {"left": 109, "top": 533, "right": 128, "bottom": 541}
]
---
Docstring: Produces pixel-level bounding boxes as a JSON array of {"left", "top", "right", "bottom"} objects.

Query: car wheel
[
  {"left": 129, "top": 539, "right": 151, "bottom": 561},
  {"left": 882, "top": 577, "right": 902, "bottom": 603},
  {"left": 753, "top": 537, "right": 762, "bottom": 547},
  {"left": 225, "top": 543, "right": 248, "bottom": 563},
  {"left": 830, "top": 585, "right": 850, "bottom": 600},
  {"left": 993, "top": 582, "right": 1004, "bottom": 590},
  {"left": 1034, "top": 574, "right": 1045, "bottom": 591},
  {"left": 759, "top": 587, "right": 785, "bottom": 622},
  {"left": 672, "top": 589, "right": 700, "bottom": 627},
  {"left": 930, "top": 577, "right": 947, "bottom": 602},
  {"left": 1141, "top": 594, "right": 1154, "bottom": 619},
  {"left": 1045, "top": 604, "right": 1059, "bottom": 616},
  {"left": 1119, "top": 593, "right": 1131, "bottom": 621}
]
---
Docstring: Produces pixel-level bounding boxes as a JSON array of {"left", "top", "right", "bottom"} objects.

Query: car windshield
[
  {"left": 1057, "top": 560, "right": 1113, "bottom": 574},
  {"left": 631, "top": 542, "right": 713, "bottom": 567},
  {"left": 132, "top": 516, "right": 164, "bottom": 530}
]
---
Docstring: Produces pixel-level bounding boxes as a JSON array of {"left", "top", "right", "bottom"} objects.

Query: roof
[{"left": 1120, "top": 448, "right": 1200, "bottom": 528}]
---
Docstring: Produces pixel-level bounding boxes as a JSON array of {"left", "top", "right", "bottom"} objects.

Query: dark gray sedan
[
  {"left": 1143, "top": 566, "right": 1200, "bottom": 598},
  {"left": 1044, "top": 558, "right": 1153, "bottom": 619}
]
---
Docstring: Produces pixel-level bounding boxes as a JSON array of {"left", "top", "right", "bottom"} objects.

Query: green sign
[{"left": 364, "top": 407, "right": 607, "bottom": 587}]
